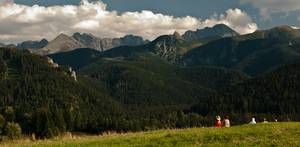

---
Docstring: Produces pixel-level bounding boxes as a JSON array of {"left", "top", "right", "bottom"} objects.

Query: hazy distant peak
[
  {"left": 182, "top": 24, "right": 239, "bottom": 41},
  {"left": 16, "top": 38, "right": 49, "bottom": 50},
  {"left": 270, "top": 25, "right": 295, "bottom": 32},
  {"left": 55, "top": 33, "right": 71, "bottom": 40}
]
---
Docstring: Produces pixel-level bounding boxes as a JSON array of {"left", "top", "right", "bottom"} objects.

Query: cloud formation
[
  {"left": 241, "top": 0, "right": 300, "bottom": 20},
  {"left": 199, "top": 9, "right": 257, "bottom": 35},
  {"left": 0, "top": 0, "right": 257, "bottom": 43}
]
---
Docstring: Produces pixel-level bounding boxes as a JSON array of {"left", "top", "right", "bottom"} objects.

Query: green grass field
[{"left": 2, "top": 122, "right": 300, "bottom": 147}]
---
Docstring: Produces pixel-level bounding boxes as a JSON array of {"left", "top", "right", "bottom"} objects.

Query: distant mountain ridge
[
  {"left": 17, "top": 39, "right": 48, "bottom": 50},
  {"left": 16, "top": 23, "right": 238, "bottom": 55},
  {"left": 72, "top": 33, "right": 148, "bottom": 51},
  {"left": 26, "top": 33, "right": 148, "bottom": 55},
  {"left": 182, "top": 24, "right": 239, "bottom": 41}
]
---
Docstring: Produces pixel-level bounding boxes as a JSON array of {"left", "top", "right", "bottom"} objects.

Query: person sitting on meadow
[
  {"left": 224, "top": 116, "right": 230, "bottom": 127},
  {"left": 249, "top": 117, "right": 256, "bottom": 125},
  {"left": 215, "top": 115, "right": 222, "bottom": 128}
]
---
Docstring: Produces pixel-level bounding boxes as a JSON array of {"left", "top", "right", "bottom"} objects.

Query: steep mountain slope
[
  {"left": 17, "top": 39, "right": 48, "bottom": 50},
  {"left": 182, "top": 26, "right": 300, "bottom": 75},
  {"left": 144, "top": 32, "right": 186, "bottom": 63},
  {"left": 182, "top": 24, "right": 239, "bottom": 42},
  {"left": 34, "top": 33, "right": 85, "bottom": 55}
]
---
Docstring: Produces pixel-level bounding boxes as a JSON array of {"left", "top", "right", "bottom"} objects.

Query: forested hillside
[
  {"left": 214, "top": 63, "right": 300, "bottom": 120},
  {"left": 0, "top": 48, "right": 127, "bottom": 138},
  {"left": 0, "top": 47, "right": 248, "bottom": 139}
]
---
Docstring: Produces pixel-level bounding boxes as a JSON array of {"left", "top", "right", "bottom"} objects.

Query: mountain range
[
  {"left": 72, "top": 33, "right": 147, "bottom": 51},
  {"left": 16, "top": 33, "right": 148, "bottom": 55},
  {"left": 15, "top": 24, "right": 237, "bottom": 56},
  {"left": 50, "top": 24, "right": 300, "bottom": 75}
]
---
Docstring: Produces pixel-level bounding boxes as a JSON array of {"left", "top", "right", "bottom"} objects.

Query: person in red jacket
[{"left": 215, "top": 115, "right": 222, "bottom": 128}]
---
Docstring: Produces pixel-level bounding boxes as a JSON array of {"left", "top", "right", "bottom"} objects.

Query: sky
[{"left": 0, "top": 0, "right": 299, "bottom": 44}]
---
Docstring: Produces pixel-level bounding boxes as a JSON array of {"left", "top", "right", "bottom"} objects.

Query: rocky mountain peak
[
  {"left": 173, "top": 31, "right": 182, "bottom": 39},
  {"left": 182, "top": 24, "right": 239, "bottom": 41},
  {"left": 55, "top": 33, "right": 70, "bottom": 40}
]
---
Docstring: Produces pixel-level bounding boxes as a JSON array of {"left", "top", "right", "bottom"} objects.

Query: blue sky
[{"left": 0, "top": 0, "right": 299, "bottom": 43}]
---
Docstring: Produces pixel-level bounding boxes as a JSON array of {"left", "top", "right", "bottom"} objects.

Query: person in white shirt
[
  {"left": 224, "top": 116, "right": 230, "bottom": 127},
  {"left": 249, "top": 117, "right": 256, "bottom": 125}
]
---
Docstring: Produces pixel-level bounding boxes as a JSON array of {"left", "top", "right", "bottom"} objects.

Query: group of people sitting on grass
[
  {"left": 215, "top": 115, "right": 231, "bottom": 128},
  {"left": 215, "top": 116, "right": 274, "bottom": 128}
]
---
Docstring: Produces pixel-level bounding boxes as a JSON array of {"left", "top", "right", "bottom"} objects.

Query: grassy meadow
[{"left": 1, "top": 122, "right": 300, "bottom": 147}]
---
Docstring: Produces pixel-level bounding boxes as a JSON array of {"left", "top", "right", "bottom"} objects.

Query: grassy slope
[{"left": 3, "top": 122, "right": 300, "bottom": 146}]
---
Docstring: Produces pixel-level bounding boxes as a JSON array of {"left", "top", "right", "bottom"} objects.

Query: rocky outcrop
[
  {"left": 34, "top": 34, "right": 85, "bottom": 55},
  {"left": 147, "top": 32, "right": 185, "bottom": 63}
]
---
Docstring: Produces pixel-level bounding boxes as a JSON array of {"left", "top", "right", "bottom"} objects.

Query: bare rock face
[
  {"left": 148, "top": 32, "right": 185, "bottom": 63},
  {"left": 34, "top": 33, "right": 85, "bottom": 55},
  {"left": 99, "top": 38, "right": 120, "bottom": 51},
  {"left": 72, "top": 33, "right": 104, "bottom": 51}
]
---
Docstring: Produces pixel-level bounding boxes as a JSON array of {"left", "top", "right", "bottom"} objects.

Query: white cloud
[
  {"left": 291, "top": 26, "right": 299, "bottom": 29},
  {"left": 0, "top": 0, "right": 257, "bottom": 43},
  {"left": 241, "top": 0, "right": 300, "bottom": 20},
  {"left": 200, "top": 9, "right": 258, "bottom": 35}
]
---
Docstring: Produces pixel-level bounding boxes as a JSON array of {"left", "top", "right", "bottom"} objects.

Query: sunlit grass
[{"left": 2, "top": 122, "right": 300, "bottom": 147}]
